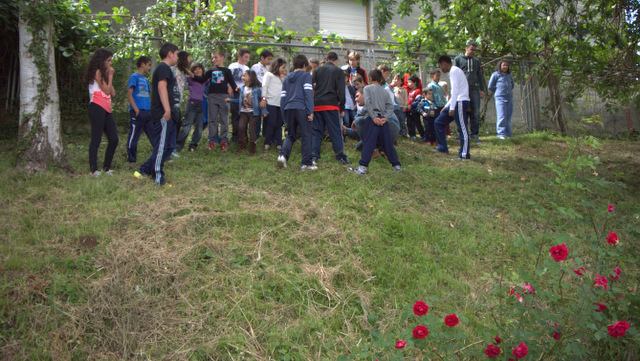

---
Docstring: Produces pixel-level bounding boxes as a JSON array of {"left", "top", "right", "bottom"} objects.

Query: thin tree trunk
[
  {"left": 547, "top": 71, "right": 567, "bottom": 135},
  {"left": 17, "top": 4, "right": 64, "bottom": 173}
]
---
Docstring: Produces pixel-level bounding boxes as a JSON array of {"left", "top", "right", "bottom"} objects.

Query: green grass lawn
[{"left": 1, "top": 124, "right": 639, "bottom": 360}]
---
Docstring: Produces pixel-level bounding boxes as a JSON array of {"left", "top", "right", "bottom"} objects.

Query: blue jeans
[
  {"left": 126, "top": 109, "right": 153, "bottom": 162},
  {"left": 495, "top": 97, "right": 513, "bottom": 137},
  {"left": 434, "top": 101, "right": 470, "bottom": 159},
  {"left": 469, "top": 88, "right": 481, "bottom": 136},
  {"left": 176, "top": 101, "right": 204, "bottom": 150},
  {"left": 312, "top": 110, "right": 348, "bottom": 161},
  {"left": 343, "top": 109, "right": 357, "bottom": 126},
  {"left": 395, "top": 109, "right": 407, "bottom": 136},
  {"left": 280, "top": 109, "right": 314, "bottom": 166}
]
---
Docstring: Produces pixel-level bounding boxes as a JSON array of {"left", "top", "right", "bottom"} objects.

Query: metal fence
[{"left": 2, "top": 39, "right": 638, "bottom": 135}]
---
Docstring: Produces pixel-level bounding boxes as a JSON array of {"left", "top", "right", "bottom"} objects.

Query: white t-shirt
[
  {"left": 228, "top": 62, "right": 249, "bottom": 91},
  {"left": 251, "top": 63, "right": 269, "bottom": 84}
]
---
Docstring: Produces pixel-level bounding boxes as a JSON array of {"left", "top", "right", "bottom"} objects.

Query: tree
[
  {"left": 366, "top": 0, "right": 640, "bottom": 134},
  {"left": 17, "top": 0, "right": 64, "bottom": 172}
]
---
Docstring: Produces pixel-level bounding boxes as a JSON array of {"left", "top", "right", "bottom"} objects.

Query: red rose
[
  {"left": 493, "top": 334, "right": 502, "bottom": 344},
  {"left": 610, "top": 266, "right": 621, "bottom": 280},
  {"left": 549, "top": 244, "right": 568, "bottom": 262},
  {"left": 413, "top": 301, "right": 429, "bottom": 316},
  {"left": 412, "top": 325, "right": 429, "bottom": 339},
  {"left": 523, "top": 284, "right": 535, "bottom": 294},
  {"left": 444, "top": 314, "right": 459, "bottom": 327},
  {"left": 606, "top": 232, "right": 619, "bottom": 245},
  {"left": 573, "top": 267, "right": 586, "bottom": 276},
  {"left": 485, "top": 344, "right": 501, "bottom": 358},
  {"left": 552, "top": 331, "right": 561, "bottom": 340},
  {"left": 594, "top": 302, "right": 608, "bottom": 312},
  {"left": 395, "top": 340, "right": 406, "bottom": 349},
  {"left": 608, "top": 321, "right": 630, "bottom": 338},
  {"left": 511, "top": 341, "right": 528, "bottom": 359},
  {"left": 594, "top": 274, "right": 609, "bottom": 291},
  {"left": 608, "top": 204, "right": 615, "bottom": 212}
]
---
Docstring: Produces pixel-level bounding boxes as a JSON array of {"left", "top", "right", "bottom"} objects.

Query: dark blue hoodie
[{"left": 280, "top": 70, "right": 314, "bottom": 119}]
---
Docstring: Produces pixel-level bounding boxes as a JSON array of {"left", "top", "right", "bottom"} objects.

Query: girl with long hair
[
  {"left": 260, "top": 58, "right": 287, "bottom": 150},
  {"left": 84, "top": 48, "right": 118, "bottom": 176}
]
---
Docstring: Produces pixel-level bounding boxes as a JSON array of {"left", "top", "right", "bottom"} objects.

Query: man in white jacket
[{"left": 433, "top": 55, "right": 471, "bottom": 161}]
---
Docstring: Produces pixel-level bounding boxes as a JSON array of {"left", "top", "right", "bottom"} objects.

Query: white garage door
[{"left": 319, "top": 0, "right": 369, "bottom": 40}]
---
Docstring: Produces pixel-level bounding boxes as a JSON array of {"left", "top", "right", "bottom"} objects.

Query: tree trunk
[
  {"left": 17, "top": 3, "right": 64, "bottom": 173},
  {"left": 546, "top": 71, "right": 567, "bottom": 135}
]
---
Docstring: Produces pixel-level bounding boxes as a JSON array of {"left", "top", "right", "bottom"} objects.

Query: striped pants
[{"left": 434, "top": 100, "right": 470, "bottom": 159}]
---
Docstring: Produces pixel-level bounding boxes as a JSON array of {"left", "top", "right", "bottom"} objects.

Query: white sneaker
[
  {"left": 497, "top": 135, "right": 506, "bottom": 140},
  {"left": 104, "top": 169, "right": 114, "bottom": 176},
  {"left": 348, "top": 165, "right": 367, "bottom": 175},
  {"left": 277, "top": 155, "right": 287, "bottom": 168},
  {"left": 300, "top": 165, "right": 318, "bottom": 171},
  {"left": 90, "top": 170, "right": 102, "bottom": 177},
  {"left": 264, "top": 144, "right": 270, "bottom": 151},
  {"left": 171, "top": 150, "right": 180, "bottom": 158}
]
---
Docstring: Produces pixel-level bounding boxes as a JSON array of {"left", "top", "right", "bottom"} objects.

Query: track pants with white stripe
[
  {"left": 434, "top": 100, "right": 470, "bottom": 159},
  {"left": 137, "top": 118, "right": 176, "bottom": 185},
  {"left": 127, "top": 109, "right": 153, "bottom": 162}
]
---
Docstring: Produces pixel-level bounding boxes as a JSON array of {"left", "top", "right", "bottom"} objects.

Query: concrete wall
[
  {"left": 90, "top": 0, "right": 154, "bottom": 16},
  {"left": 88, "top": 1, "right": 420, "bottom": 43}
]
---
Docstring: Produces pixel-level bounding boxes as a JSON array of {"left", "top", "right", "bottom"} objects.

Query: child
[
  {"left": 439, "top": 81, "right": 450, "bottom": 102},
  {"left": 134, "top": 42, "right": 180, "bottom": 186},
  {"left": 308, "top": 57, "right": 320, "bottom": 74},
  {"left": 176, "top": 62, "right": 207, "bottom": 152},
  {"left": 391, "top": 74, "right": 408, "bottom": 137},
  {"left": 277, "top": 55, "right": 315, "bottom": 170},
  {"left": 346, "top": 51, "right": 368, "bottom": 85},
  {"left": 171, "top": 51, "right": 192, "bottom": 157},
  {"left": 203, "top": 49, "right": 237, "bottom": 151},
  {"left": 439, "top": 80, "right": 452, "bottom": 136},
  {"left": 352, "top": 76, "right": 365, "bottom": 113},
  {"left": 261, "top": 58, "right": 287, "bottom": 150},
  {"left": 250, "top": 49, "right": 273, "bottom": 139},
  {"left": 126, "top": 55, "right": 152, "bottom": 163},
  {"left": 343, "top": 70, "right": 357, "bottom": 133},
  {"left": 250, "top": 49, "right": 273, "bottom": 84},
  {"left": 348, "top": 69, "right": 402, "bottom": 175},
  {"left": 237, "top": 70, "right": 267, "bottom": 154},
  {"left": 229, "top": 48, "right": 251, "bottom": 143},
  {"left": 488, "top": 60, "right": 515, "bottom": 139},
  {"left": 406, "top": 75, "right": 425, "bottom": 140},
  {"left": 419, "top": 88, "right": 437, "bottom": 145},
  {"left": 426, "top": 69, "right": 447, "bottom": 139},
  {"left": 85, "top": 48, "right": 118, "bottom": 176}
]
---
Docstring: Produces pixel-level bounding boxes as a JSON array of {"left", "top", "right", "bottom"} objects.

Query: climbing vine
[{"left": 17, "top": 0, "right": 58, "bottom": 157}]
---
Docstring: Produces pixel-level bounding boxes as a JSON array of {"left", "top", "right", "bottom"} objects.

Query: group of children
[{"left": 86, "top": 42, "right": 489, "bottom": 186}]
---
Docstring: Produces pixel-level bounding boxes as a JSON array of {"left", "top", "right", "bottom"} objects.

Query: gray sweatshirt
[
  {"left": 453, "top": 54, "right": 486, "bottom": 91},
  {"left": 363, "top": 84, "right": 394, "bottom": 121}
]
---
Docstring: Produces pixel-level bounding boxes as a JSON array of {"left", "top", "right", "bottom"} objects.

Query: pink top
[{"left": 89, "top": 80, "right": 112, "bottom": 113}]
